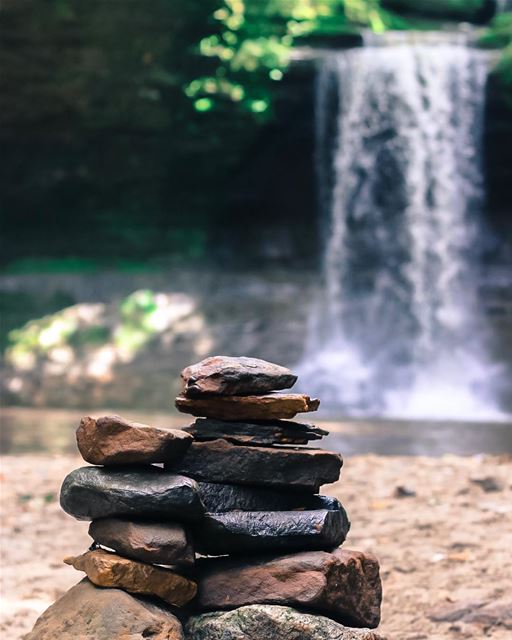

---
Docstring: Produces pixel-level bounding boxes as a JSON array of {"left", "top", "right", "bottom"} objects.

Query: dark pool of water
[{"left": 2, "top": 407, "right": 512, "bottom": 456}]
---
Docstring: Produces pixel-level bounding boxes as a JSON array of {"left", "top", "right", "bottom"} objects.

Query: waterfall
[
  {"left": 496, "top": 0, "right": 512, "bottom": 12},
  {"left": 299, "top": 35, "right": 506, "bottom": 420}
]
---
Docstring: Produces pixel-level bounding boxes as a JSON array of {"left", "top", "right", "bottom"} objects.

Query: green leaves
[
  {"left": 185, "top": 0, "right": 416, "bottom": 117},
  {"left": 480, "top": 12, "right": 512, "bottom": 103},
  {"left": 185, "top": 1, "right": 328, "bottom": 116}
]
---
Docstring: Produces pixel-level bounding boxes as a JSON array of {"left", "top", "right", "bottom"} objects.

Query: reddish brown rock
[
  {"left": 76, "top": 415, "right": 192, "bottom": 465},
  {"left": 175, "top": 394, "right": 319, "bottom": 422},
  {"left": 24, "top": 579, "right": 184, "bottom": 640},
  {"left": 64, "top": 549, "right": 197, "bottom": 607},
  {"left": 89, "top": 518, "right": 195, "bottom": 567},
  {"left": 196, "top": 548, "right": 382, "bottom": 629},
  {"left": 181, "top": 356, "right": 297, "bottom": 397},
  {"left": 169, "top": 439, "right": 342, "bottom": 491}
]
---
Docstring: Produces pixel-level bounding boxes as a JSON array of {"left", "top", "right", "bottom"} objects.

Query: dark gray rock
[
  {"left": 192, "top": 507, "right": 350, "bottom": 555},
  {"left": 169, "top": 439, "right": 342, "bottom": 491},
  {"left": 60, "top": 466, "right": 205, "bottom": 522},
  {"left": 186, "top": 605, "right": 385, "bottom": 640},
  {"left": 184, "top": 417, "right": 328, "bottom": 446},
  {"left": 89, "top": 518, "right": 195, "bottom": 566},
  {"left": 197, "top": 481, "right": 340, "bottom": 513},
  {"left": 196, "top": 548, "right": 382, "bottom": 629},
  {"left": 181, "top": 356, "right": 297, "bottom": 397}
]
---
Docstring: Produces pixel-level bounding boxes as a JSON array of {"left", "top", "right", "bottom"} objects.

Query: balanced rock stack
[{"left": 26, "top": 356, "right": 384, "bottom": 640}]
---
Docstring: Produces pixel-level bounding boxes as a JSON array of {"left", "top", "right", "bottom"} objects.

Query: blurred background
[{"left": 2, "top": 0, "right": 512, "bottom": 455}]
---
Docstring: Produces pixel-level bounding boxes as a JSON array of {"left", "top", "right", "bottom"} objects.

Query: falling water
[
  {"left": 496, "top": 0, "right": 512, "bottom": 12},
  {"left": 299, "top": 34, "right": 506, "bottom": 420}
]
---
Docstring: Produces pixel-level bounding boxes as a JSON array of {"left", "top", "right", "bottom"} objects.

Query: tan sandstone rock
[{"left": 64, "top": 549, "right": 197, "bottom": 607}]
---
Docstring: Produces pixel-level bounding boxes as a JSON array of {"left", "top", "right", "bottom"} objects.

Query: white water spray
[{"left": 299, "top": 35, "right": 505, "bottom": 420}]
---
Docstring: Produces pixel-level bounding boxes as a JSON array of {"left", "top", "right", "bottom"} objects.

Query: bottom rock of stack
[
  {"left": 186, "top": 605, "right": 385, "bottom": 640},
  {"left": 23, "top": 579, "right": 184, "bottom": 640},
  {"left": 196, "top": 548, "right": 382, "bottom": 628}
]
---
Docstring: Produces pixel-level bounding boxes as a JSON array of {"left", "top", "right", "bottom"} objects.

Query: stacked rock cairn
[{"left": 27, "top": 356, "right": 384, "bottom": 640}]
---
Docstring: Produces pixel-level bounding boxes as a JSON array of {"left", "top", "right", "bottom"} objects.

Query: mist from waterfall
[{"left": 299, "top": 35, "right": 506, "bottom": 420}]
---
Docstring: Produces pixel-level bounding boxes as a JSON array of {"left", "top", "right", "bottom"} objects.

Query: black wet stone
[
  {"left": 60, "top": 466, "right": 205, "bottom": 522},
  {"left": 197, "top": 481, "right": 342, "bottom": 513},
  {"left": 192, "top": 506, "right": 350, "bottom": 555},
  {"left": 184, "top": 418, "right": 328, "bottom": 446},
  {"left": 169, "top": 439, "right": 343, "bottom": 491}
]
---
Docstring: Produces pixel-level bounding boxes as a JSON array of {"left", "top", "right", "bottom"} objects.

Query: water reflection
[{"left": 2, "top": 408, "right": 511, "bottom": 457}]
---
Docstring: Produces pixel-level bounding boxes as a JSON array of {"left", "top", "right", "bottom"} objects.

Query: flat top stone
[
  {"left": 186, "top": 605, "right": 385, "bottom": 640},
  {"left": 89, "top": 518, "right": 195, "bottom": 567},
  {"left": 60, "top": 466, "right": 205, "bottom": 522},
  {"left": 65, "top": 549, "right": 197, "bottom": 607},
  {"left": 184, "top": 417, "right": 328, "bottom": 446},
  {"left": 181, "top": 356, "right": 297, "bottom": 397},
  {"left": 24, "top": 579, "right": 184, "bottom": 640},
  {"left": 175, "top": 394, "right": 320, "bottom": 421},
  {"left": 76, "top": 415, "right": 192, "bottom": 466}
]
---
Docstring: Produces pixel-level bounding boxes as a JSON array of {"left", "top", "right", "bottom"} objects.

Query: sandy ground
[{"left": 1, "top": 453, "right": 511, "bottom": 639}]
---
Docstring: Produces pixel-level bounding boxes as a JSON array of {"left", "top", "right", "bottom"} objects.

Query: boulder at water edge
[
  {"left": 89, "top": 518, "right": 195, "bottom": 566},
  {"left": 180, "top": 356, "right": 297, "bottom": 397},
  {"left": 186, "top": 605, "right": 385, "bottom": 640},
  {"left": 23, "top": 579, "right": 184, "bottom": 640},
  {"left": 169, "top": 438, "right": 342, "bottom": 491},
  {"left": 175, "top": 393, "right": 319, "bottom": 421},
  {"left": 65, "top": 549, "right": 197, "bottom": 607},
  {"left": 196, "top": 548, "right": 382, "bottom": 628},
  {"left": 76, "top": 415, "right": 192, "bottom": 465}
]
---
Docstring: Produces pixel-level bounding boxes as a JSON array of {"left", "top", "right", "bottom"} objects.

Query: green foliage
[
  {"left": 4, "top": 289, "right": 169, "bottom": 368},
  {"left": 480, "top": 12, "right": 512, "bottom": 48},
  {"left": 186, "top": 0, "right": 402, "bottom": 117},
  {"left": 481, "top": 13, "right": 512, "bottom": 101}
]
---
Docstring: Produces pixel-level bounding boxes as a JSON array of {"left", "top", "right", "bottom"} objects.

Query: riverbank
[{"left": 1, "top": 453, "right": 511, "bottom": 639}]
